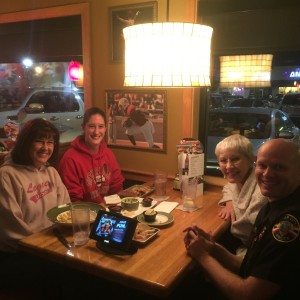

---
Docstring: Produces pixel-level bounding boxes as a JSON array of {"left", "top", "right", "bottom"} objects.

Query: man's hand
[{"left": 183, "top": 225, "right": 214, "bottom": 262}]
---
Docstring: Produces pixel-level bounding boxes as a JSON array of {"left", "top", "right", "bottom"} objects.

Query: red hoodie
[{"left": 58, "top": 135, "right": 124, "bottom": 204}]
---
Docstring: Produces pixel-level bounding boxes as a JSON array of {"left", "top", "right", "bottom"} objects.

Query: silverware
[{"left": 53, "top": 228, "right": 72, "bottom": 250}]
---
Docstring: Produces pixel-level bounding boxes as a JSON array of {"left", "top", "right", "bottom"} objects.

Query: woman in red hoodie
[{"left": 58, "top": 107, "right": 124, "bottom": 204}]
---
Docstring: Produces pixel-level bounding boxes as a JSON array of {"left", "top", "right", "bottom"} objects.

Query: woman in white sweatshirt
[
  {"left": 0, "top": 118, "right": 74, "bottom": 297},
  {"left": 216, "top": 134, "right": 268, "bottom": 257},
  {"left": 0, "top": 118, "right": 70, "bottom": 253}
]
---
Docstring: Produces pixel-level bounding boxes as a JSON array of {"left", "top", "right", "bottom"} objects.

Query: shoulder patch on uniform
[{"left": 272, "top": 214, "right": 300, "bottom": 243}]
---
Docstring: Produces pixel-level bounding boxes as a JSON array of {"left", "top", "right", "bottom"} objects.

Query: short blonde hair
[{"left": 215, "top": 134, "right": 254, "bottom": 161}]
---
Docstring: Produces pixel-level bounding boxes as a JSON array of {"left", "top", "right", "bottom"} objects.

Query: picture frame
[
  {"left": 105, "top": 89, "right": 167, "bottom": 153},
  {"left": 109, "top": 2, "right": 158, "bottom": 63}
]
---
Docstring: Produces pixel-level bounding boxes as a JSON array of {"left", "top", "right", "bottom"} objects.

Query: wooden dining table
[{"left": 19, "top": 181, "right": 228, "bottom": 298}]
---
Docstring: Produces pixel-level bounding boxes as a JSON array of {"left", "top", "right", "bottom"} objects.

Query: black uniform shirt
[{"left": 239, "top": 187, "right": 300, "bottom": 298}]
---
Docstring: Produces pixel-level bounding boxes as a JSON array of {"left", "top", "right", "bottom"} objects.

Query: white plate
[
  {"left": 47, "top": 202, "right": 104, "bottom": 227},
  {"left": 121, "top": 198, "right": 157, "bottom": 218},
  {"left": 137, "top": 211, "right": 174, "bottom": 227},
  {"left": 133, "top": 224, "right": 160, "bottom": 245}
]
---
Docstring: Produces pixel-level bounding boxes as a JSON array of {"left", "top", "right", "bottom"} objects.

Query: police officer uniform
[{"left": 239, "top": 187, "right": 300, "bottom": 299}]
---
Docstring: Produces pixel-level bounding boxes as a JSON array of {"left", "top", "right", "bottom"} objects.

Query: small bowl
[
  {"left": 121, "top": 197, "right": 140, "bottom": 211},
  {"left": 142, "top": 197, "right": 153, "bottom": 207},
  {"left": 143, "top": 209, "right": 157, "bottom": 222},
  {"left": 108, "top": 205, "right": 122, "bottom": 213}
]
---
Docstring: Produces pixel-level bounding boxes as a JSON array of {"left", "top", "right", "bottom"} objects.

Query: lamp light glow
[
  {"left": 68, "top": 61, "right": 82, "bottom": 81},
  {"left": 123, "top": 22, "right": 213, "bottom": 87},
  {"left": 220, "top": 54, "right": 273, "bottom": 88}
]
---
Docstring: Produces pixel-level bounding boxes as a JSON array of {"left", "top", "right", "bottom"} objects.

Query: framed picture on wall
[
  {"left": 105, "top": 89, "right": 167, "bottom": 153},
  {"left": 109, "top": 1, "right": 158, "bottom": 63}
]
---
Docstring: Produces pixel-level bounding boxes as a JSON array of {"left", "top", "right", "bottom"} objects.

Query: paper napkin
[
  {"left": 154, "top": 201, "right": 179, "bottom": 213},
  {"left": 104, "top": 194, "right": 121, "bottom": 205}
]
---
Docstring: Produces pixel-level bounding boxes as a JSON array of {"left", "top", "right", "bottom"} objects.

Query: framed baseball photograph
[
  {"left": 109, "top": 2, "right": 158, "bottom": 62},
  {"left": 105, "top": 89, "right": 167, "bottom": 153}
]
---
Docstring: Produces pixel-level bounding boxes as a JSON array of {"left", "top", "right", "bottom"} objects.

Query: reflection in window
[
  {"left": 208, "top": 111, "right": 271, "bottom": 139},
  {"left": 0, "top": 62, "right": 84, "bottom": 144}
]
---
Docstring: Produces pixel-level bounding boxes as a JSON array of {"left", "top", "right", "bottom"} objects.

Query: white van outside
[{"left": 0, "top": 87, "right": 84, "bottom": 144}]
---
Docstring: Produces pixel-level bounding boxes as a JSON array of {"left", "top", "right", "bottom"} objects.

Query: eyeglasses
[{"left": 218, "top": 157, "right": 241, "bottom": 166}]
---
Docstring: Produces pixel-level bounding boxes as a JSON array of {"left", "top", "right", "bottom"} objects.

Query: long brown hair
[{"left": 11, "top": 118, "right": 60, "bottom": 166}]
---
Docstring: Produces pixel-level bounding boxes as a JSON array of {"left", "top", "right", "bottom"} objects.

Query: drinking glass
[
  {"left": 71, "top": 204, "right": 90, "bottom": 247},
  {"left": 182, "top": 177, "right": 198, "bottom": 212},
  {"left": 154, "top": 170, "right": 169, "bottom": 201}
]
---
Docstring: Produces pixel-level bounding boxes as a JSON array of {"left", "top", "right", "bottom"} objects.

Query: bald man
[
  {"left": 255, "top": 138, "right": 300, "bottom": 200},
  {"left": 182, "top": 138, "right": 300, "bottom": 299}
]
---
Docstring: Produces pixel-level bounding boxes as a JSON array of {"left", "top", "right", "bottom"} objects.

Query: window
[
  {"left": 0, "top": 4, "right": 91, "bottom": 151},
  {"left": 198, "top": 1, "right": 300, "bottom": 176},
  {"left": 0, "top": 63, "right": 84, "bottom": 145}
]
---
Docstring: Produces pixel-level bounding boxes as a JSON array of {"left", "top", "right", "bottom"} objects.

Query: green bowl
[{"left": 121, "top": 197, "right": 140, "bottom": 211}]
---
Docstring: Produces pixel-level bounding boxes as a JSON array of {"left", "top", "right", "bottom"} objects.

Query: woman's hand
[{"left": 218, "top": 200, "right": 235, "bottom": 223}]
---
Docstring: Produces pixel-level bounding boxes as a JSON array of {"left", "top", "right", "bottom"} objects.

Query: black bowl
[
  {"left": 142, "top": 197, "right": 153, "bottom": 207},
  {"left": 143, "top": 209, "right": 157, "bottom": 222},
  {"left": 108, "top": 205, "right": 122, "bottom": 213}
]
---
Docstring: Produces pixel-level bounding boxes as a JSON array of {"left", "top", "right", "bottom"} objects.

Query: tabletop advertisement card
[{"left": 178, "top": 152, "right": 204, "bottom": 196}]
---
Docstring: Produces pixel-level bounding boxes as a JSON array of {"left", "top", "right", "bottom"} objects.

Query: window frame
[{"left": 0, "top": 3, "right": 91, "bottom": 113}]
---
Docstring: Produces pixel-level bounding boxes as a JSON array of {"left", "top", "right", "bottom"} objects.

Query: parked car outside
[
  {"left": 75, "top": 87, "right": 84, "bottom": 102},
  {"left": 206, "top": 107, "right": 300, "bottom": 174},
  {"left": 268, "top": 93, "right": 284, "bottom": 108},
  {"left": 209, "top": 93, "right": 225, "bottom": 109},
  {"left": 0, "top": 87, "right": 84, "bottom": 146},
  {"left": 280, "top": 93, "right": 300, "bottom": 127},
  {"left": 227, "top": 98, "right": 266, "bottom": 107}
]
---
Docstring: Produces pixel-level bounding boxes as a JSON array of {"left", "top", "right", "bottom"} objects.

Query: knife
[{"left": 53, "top": 228, "right": 72, "bottom": 249}]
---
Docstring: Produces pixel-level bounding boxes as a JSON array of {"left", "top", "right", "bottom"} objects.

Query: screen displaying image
[{"left": 95, "top": 213, "right": 128, "bottom": 243}]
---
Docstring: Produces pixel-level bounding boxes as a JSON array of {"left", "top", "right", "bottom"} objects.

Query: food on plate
[
  {"left": 57, "top": 210, "right": 72, "bottom": 223},
  {"left": 119, "top": 185, "right": 154, "bottom": 198},
  {"left": 134, "top": 223, "right": 158, "bottom": 242},
  {"left": 56, "top": 210, "right": 97, "bottom": 223},
  {"left": 131, "top": 186, "right": 152, "bottom": 197}
]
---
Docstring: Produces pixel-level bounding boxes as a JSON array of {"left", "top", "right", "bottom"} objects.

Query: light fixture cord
[{"left": 166, "top": 0, "right": 170, "bottom": 22}]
